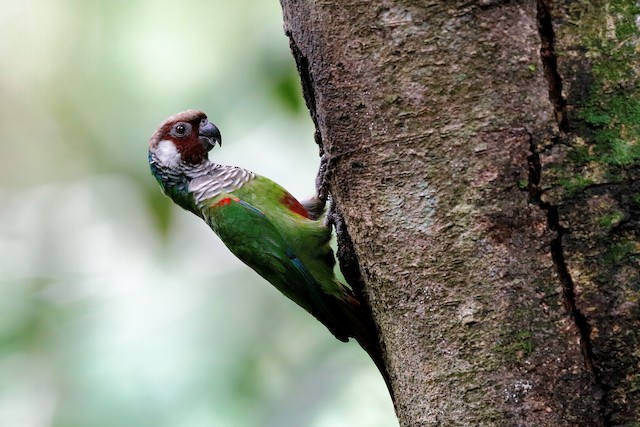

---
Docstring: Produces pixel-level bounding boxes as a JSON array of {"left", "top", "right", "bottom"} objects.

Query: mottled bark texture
[{"left": 280, "top": 1, "right": 639, "bottom": 425}]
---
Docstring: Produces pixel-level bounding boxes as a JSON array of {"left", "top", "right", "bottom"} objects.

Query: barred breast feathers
[
  {"left": 149, "top": 152, "right": 254, "bottom": 207},
  {"left": 189, "top": 164, "right": 255, "bottom": 207}
]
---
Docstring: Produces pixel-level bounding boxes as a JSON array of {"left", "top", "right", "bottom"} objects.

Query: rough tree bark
[{"left": 280, "top": 1, "right": 639, "bottom": 426}]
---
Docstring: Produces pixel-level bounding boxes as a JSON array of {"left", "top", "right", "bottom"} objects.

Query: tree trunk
[{"left": 279, "top": 1, "right": 640, "bottom": 425}]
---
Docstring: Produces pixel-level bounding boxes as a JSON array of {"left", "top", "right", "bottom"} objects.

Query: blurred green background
[{"left": 0, "top": 1, "right": 397, "bottom": 426}]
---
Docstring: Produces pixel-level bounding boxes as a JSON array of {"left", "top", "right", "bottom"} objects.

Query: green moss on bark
[
  {"left": 548, "top": 2, "right": 640, "bottom": 423},
  {"left": 549, "top": 1, "right": 640, "bottom": 198}
]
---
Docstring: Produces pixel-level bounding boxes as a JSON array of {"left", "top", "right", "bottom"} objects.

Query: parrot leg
[{"left": 299, "top": 153, "right": 331, "bottom": 221}]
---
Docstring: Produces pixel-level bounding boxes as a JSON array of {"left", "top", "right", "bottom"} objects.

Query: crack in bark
[
  {"left": 527, "top": 136, "right": 608, "bottom": 423},
  {"left": 536, "top": 0, "right": 568, "bottom": 132},
  {"left": 526, "top": 137, "right": 595, "bottom": 371},
  {"left": 534, "top": 1, "right": 608, "bottom": 423}
]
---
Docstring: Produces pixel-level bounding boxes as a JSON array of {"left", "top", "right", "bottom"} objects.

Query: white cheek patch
[{"left": 155, "top": 139, "right": 182, "bottom": 167}]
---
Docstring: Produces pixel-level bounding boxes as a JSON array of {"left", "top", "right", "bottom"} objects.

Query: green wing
[{"left": 203, "top": 194, "right": 350, "bottom": 341}]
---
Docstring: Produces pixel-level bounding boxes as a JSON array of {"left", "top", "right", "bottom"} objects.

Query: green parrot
[{"left": 148, "top": 110, "right": 387, "bottom": 384}]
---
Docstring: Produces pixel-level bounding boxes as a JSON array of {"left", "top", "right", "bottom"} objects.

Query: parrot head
[{"left": 148, "top": 110, "right": 221, "bottom": 167}]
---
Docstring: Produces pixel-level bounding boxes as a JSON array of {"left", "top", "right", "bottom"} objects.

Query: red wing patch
[
  {"left": 280, "top": 192, "right": 310, "bottom": 219},
  {"left": 212, "top": 196, "right": 238, "bottom": 208}
]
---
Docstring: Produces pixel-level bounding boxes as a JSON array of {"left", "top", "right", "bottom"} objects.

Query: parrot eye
[{"left": 171, "top": 122, "right": 191, "bottom": 138}]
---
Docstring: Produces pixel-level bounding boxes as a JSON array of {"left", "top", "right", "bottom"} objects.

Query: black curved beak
[{"left": 199, "top": 119, "right": 222, "bottom": 151}]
